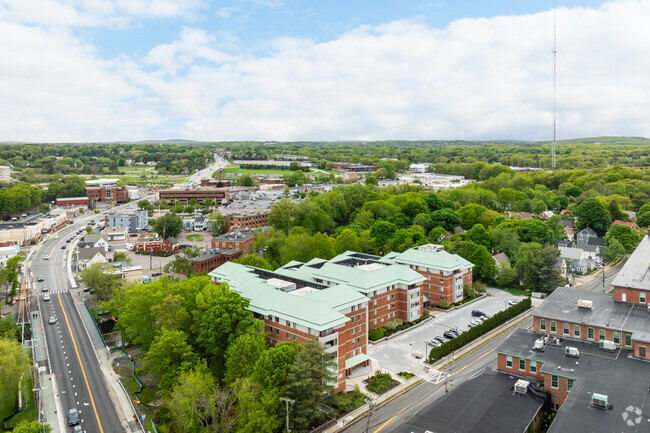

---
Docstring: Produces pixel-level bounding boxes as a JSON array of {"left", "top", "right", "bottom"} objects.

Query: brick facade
[
  {"left": 224, "top": 211, "right": 269, "bottom": 231},
  {"left": 420, "top": 269, "right": 473, "bottom": 305},
  {"left": 191, "top": 249, "right": 242, "bottom": 275},
  {"left": 366, "top": 284, "right": 423, "bottom": 329},
  {"left": 158, "top": 188, "right": 229, "bottom": 204},
  {"left": 612, "top": 286, "right": 648, "bottom": 304},
  {"left": 211, "top": 235, "right": 256, "bottom": 253},
  {"left": 56, "top": 197, "right": 89, "bottom": 207},
  {"left": 85, "top": 186, "right": 129, "bottom": 203},
  {"left": 533, "top": 316, "right": 633, "bottom": 349}
]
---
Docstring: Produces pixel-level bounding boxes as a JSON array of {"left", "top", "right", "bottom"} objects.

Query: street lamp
[
  {"left": 365, "top": 399, "right": 377, "bottom": 433},
  {"left": 279, "top": 397, "right": 295, "bottom": 432}
]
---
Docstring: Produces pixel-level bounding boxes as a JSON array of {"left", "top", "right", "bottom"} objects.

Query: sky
[{"left": 1, "top": 0, "right": 649, "bottom": 142}]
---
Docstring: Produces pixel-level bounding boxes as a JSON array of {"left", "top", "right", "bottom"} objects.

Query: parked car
[
  {"left": 434, "top": 336, "right": 446, "bottom": 344},
  {"left": 508, "top": 300, "right": 518, "bottom": 306},
  {"left": 73, "top": 426, "right": 83, "bottom": 433},
  {"left": 443, "top": 330, "right": 456, "bottom": 339},
  {"left": 427, "top": 340, "right": 441, "bottom": 347},
  {"left": 67, "top": 408, "right": 79, "bottom": 425},
  {"left": 44, "top": 255, "right": 49, "bottom": 260},
  {"left": 48, "top": 316, "right": 56, "bottom": 324},
  {"left": 468, "top": 319, "right": 481, "bottom": 327},
  {"left": 472, "top": 310, "right": 486, "bottom": 317}
]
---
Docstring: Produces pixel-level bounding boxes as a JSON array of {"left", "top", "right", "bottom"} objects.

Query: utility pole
[
  {"left": 602, "top": 264, "right": 606, "bottom": 293},
  {"left": 279, "top": 397, "right": 295, "bottom": 432},
  {"left": 365, "top": 400, "right": 376, "bottom": 433}
]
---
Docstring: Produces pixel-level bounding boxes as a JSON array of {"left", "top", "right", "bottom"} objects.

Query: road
[
  {"left": 174, "top": 153, "right": 228, "bottom": 188},
  {"left": 31, "top": 222, "right": 124, "bottom": 433},
  {"left": 575, "top": 257, "right": 627, "bottom": 292},
  {"left": 343, "top": 317, "right": 533, "bottom": 433}
]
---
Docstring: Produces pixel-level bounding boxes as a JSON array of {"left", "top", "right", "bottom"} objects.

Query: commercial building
[
  {"left": 105, "top": 210, "right": 148, "bottom": 233},
  {"left": 611, "top": 232, "right": 650, "bottom": 304},
  {"left": 86, "top": 184, "right": 129, "bottom": 203},
  {"left": 200, "top": 179, "right": 232, "bottom": 188},
  {"left": 0, "top": 166, "right": 12, "bottom": 183},
  {"left": 0, "top": 213, "right": 67, "bottom": 246},
  {"left": 102, "top": 227, "right": 128, "bottom": 241},
  {"left": 211, "top": 228, "right": 264, "bottom": 254},
  {"left": 157, "top": 187, "right": 229, "bottom": 204},
  {"left": 55, "top": 197, "right": 89, "bottom": 207},
  {"left": 190, "top": 248, "right": 242, "bottom": 275},
  {"left": 384, "top": 244, "right": 473, "bottom": 305},
  {"left": 223, "top": 210, "right": 270, "bottom": 232},
  {"left": 134, "top": 234, "right": 163, "bottom": 253},
  {"left": 330, "top": 162, "right": 378, "bottom": 172},
  {"left": 408, "top": 163, "right": 430, "bottom": 173}
]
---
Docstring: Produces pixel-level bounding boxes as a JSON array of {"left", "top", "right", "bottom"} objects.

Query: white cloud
[{"left": 3, "top": 0, "right": 650, "bottom": 141}]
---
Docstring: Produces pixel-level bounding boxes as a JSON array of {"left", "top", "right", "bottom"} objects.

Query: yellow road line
[
  {"left": 57, "top": 294, "right": 104, "bottom": 433},
  {"left": 373, "top": 404, "right": 410, "bottom": 433},
  {"left": 453, "top": 349, "right": 494, "bottom": 375}
]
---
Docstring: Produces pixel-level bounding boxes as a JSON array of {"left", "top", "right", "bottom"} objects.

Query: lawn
[
  {"left": 492, "top": 287, "right": 529, "bottom": 297},
  {"left": 2, "top": 374, "right": 37, "bottom": 429},
  {"left": 223, "top": 164, "right": 298, "bottom": 176},
  {"left": 186, "top": 234, "right": 204, "bottom": 242}
]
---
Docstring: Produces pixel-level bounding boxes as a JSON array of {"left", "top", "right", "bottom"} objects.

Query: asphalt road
[
  {"left": 32, "top": 222, "right": 124, "bottom": 433},
  {"left": 575, "top": 257, "right": 627, "bottom": 292},
  {"left": 343, "top": 317, "right": 533, "bottom": 433}
]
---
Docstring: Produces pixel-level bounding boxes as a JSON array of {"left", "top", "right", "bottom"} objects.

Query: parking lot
[{"left": 368, "top": 289, "right": 525, "bottom": 374}]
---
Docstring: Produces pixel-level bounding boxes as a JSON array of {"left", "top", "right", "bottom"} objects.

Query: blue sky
[{"left": 2, "top": 0, "right": 649, "bottom": 142}]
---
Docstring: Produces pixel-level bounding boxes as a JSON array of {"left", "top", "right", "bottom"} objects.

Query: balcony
[{"left": 318, "top": 331, "right": 339, "bottom": 347}]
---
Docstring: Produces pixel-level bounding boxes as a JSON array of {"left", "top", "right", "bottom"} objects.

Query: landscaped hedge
[
  {"left": 428, "top": 297, "right": 532, "bottom": 362},
  {"left": 368, "top": 312, "right": 430, "bottom": 341}
]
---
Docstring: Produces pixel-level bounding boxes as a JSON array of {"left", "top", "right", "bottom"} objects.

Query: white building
[
  {"left": 0, "top": 166, "right": 12, "bottom": 183},
  {"left": 409, "top": 163, "right": 430, "bottom": 174},
  {"left": 0, "top": 245, "right": 20, "bottom": 265}
]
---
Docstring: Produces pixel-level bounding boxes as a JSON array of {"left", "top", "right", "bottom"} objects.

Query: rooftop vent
[
  {"left": 514, "top": 379, "right": 530, "bottom": 395},
  {"left": 565, "top": 346, "right": 580, "bottom": 358},
  {"left": 578, "top": 299, "right": 593, "bottom": 309},
  {"left": 590, "top": 393, "right": 612, "bottom": 410}
]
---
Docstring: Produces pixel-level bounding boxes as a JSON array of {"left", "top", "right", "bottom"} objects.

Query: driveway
[{"left": 368, "top": 289, "right": 525, "bottom": 374}]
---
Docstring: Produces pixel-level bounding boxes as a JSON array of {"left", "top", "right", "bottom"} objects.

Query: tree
[
  {"left": 495, "top": 263, "right": 519, "bottom": 288},
  {"left": 605, "top": 224, "right": 641, "bottom": 253},
  {"left": 154, "top": 212, "right": 184, "bottom": 239},
  {"left": 517, "top": 219, "right": 553, "bottom": 244},
  {"left": 12, "top": 422, "right": 51, "bottom": 433},
  {"left": 334, "top": 229, "right": 360, "bottom": 254},
  {"left": 369, "top": 220, "right": 397, "bottom": 252},
  {"left": 141, "top": 328, "right": 197, "bottom": 390},
  {"left": 269, "top": 199, "right": 298, "bottom": 234},
  {"left": 208, "top": 212, "right": 226, "bottom": 235},
  {"left": 137, "top": 199, "right": 150, "bottom": 210},
  {"left": 113, "top": 251, "right": 131, "bottom": 263},
  {"left": 169, "top": 363, "right": 237, "bottom": 433},
  {"left": 79, "top": 262, "right": 121, "bottom": 301},
  {"left": 286, "top": 341, "right": 336, "bottom": 432},
  {"left": 223, "top": 322, "right": 267, "bottom": 385},
  {"left": 575, "top": 199, "right": 611, "bottom": 236},
  {"left": 604, "top": 238, "right": 626, "bottom": 262},
  {"left": 517, "top": 245, "right": 562, "bottom": 293},
  {"left": 637, "top": 211, "right": 650, "bottom": 228},
  {"left": 233, "top": 255, "right": 273, "bottom": 270},
  {"left": 252, "top": 342, "right": 301, "bottom": 394},
  {"left": 564, "top": 185, "right": 583, "bottom": 198},
  {"left": 365, "top": 175, "right": 378, "bottom": 186},
  {"left": 428, "top": 226, "right": 447, "bottom": 243},
  {"left": 429, "top": 209, "right": 462, "bottom": 232},
  {"left": 490, "top": 228, "right": 520, "bottom": 259},
  {"left": 467, "top": 224, "right": 491, "bottom": 249},
  {"left": 239, "top": 174, "right": 254, "bottom": 186},
  {"left": 0, "top": 338, "right": 31, "bottom": 415},
  {"left": 0, "top": 255, "right": 22, "bottom": 307},
  {"left": 458, "top": 204, "right": 500, "bottom": 229}
]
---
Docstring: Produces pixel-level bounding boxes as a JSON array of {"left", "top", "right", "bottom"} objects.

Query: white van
[{"left": 124, "top": 243, "right": 134, "bottom": 251}]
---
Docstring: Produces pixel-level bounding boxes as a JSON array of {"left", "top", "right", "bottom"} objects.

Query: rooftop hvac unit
[
  {"left": 591, "top": 393, "right": 610, "bottom": 410},
  {"left": 514, "top": 379, "right": 530, "bottom": 395},
  {"left": 533, "top": 339, "right": 546, "bottom": 351},
  {"left": 599, "top": 340, "right": 617, "bottom": 351},
  {"left": 578, "top": 299, "right": 593, "bottom": 309},
  {"left": 565, "top": 346, "right": 580, "bottom": 358}
]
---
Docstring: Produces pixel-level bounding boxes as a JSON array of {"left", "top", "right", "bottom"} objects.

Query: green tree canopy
[
  {"left": 141, "top": 328, "right": 198, "bottom": 390},
  {"left": 154, "top": 212, "right": 184, "bottom": 239},
  {"left": 207, "top": 212, "right": 225, "bottom": 235},
  {"left": 79, "top": 262, "right": 121, "bottom": 301},
  {"left": 233, "top": 255, "right": 273, "bottom": 270},
  {"left": 605, "top": 224, "right": 641, "bottom": 253},
  {"left": 269, "top": 198, "right": 298, "bottom": 234},
  {"left": 575, "top": 198, "right": 611, "bottom": 236}
]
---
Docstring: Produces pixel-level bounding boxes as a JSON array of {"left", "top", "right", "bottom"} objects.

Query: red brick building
[
  {"left": 223, "top": 210, "right": 270, "bottom": 232},
  {"left": 161, "top": 236, "right": 180, "bottom": 253},
  {"left": 211, "top": 228, "right": 260, "bottom": 254},
  {"left": 190, "top": 248, "right": 242, "bottom": 275},
  {"left": 85, "top": 186, "right": 129, "bottom": 203},
  {"left": 200, "top": 179, "right": 232, "bottom": 188},
  {"left": 134, "top": 234, "right": 163, "bottom": 253},
  {"left": 56, "top": 197, "right": 90, "bottom": 207},
  {"left": 158, "top": 187, "right": 229, "bottom": 204}
]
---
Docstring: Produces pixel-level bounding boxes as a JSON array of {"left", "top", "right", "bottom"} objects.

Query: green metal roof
[
  {"left": 384, "top": 248, "right": 474, "bottom": 271},
  {"left": 345, "top": 353, "right": 370, "bottom": 370}
]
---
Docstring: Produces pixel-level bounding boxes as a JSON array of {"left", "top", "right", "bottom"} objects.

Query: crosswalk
[
  {"left": 426, "top": 370, "right": 449, "bottom": 384},
  {"left": 38, "top": 289, "right": 69, "bottom": 296}
]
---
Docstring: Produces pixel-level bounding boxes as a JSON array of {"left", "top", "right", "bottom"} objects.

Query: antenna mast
[{"left": 551, "top": 3, "right": 557, "bottom": 170}]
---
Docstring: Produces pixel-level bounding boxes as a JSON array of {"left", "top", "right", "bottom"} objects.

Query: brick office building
[
  {"left": 85, "top": 186, "right": 129, "bottom": 203},
  {"left": 384, "top": 244, "right": 473, "bottom": 305},
  {"left": 55, "top": 197, "right": 90, "bottom": 207},
  {"left": 223, "top": 210, "right": 270, "bottom": 232},
  {"left": 190, "top": 248, "right": 242, "bottom": 274},
  {"left": 157, "top": 187, "right": 229, "bottom": 204},
  {"left": 210, "top": 262, "right": 371, "bottom": 392},
  {"left": 134, "top": 234, "right": 163, "bottom": 253},
  {"left": 200, "top": 179, "right": 232, "bottom": 188},
  {"left": 211, "top": 228, "right": 263, "bottom": 254}
]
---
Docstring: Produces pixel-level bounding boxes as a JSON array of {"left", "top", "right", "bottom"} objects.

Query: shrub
[
  {"left": 428, "top": 297, "right": 531, "bottom": 362},
  {"left": 384, "top": 318, "right": 403, "bottom": 331},
  {"left": 473, "top": 281, "right": 487, "bottom": 293},
  {"left": 397, "top": 371, "right": 414, "bottom": 380},
  {"left": 437, "top": 299, "right": 450, "bottom": 309},
  {"left": 366, "top": 371, "right": 399, "bottom": 394},
  {"left": 368, "top": 329, "right": 383, "bottom": 341}
]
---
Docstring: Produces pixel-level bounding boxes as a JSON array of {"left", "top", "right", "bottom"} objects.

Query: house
[
  {"left": 77, "top": 247, "right": 107, "bottom": 271},
  {"left": 538, "top": 210, "right": 555, "bottom": 221},
  {"left": 105, "top": 210, "right": 148, "bottom": 233},
  {"left": 558, "top": 246, "right": 595, "bottom": 274},
  {"left": 492, "top": 252, "right": 510, "bottom": 269},
  {"left": 554, "top": 240, "right": 574, "bottom": 249},
  {"left": 102, "top": 227, "right": 128, "bottom": 241},
  {"left": 190, "top": 248, "right": 242, "bottom": 274},
  {"left": 554, "top": 257, "right": 567, "bottom": 279},
  {"left": 585, "top": 237, "right": 606, "bottom": 256},
  {"left": 563, "top": 225, "right": 576, "bottom": 241},
  {"left": 576, "top": 227, "right": 597, "bottom": 247},
  {"left": 612, "top": 220, "right": 640, "bottom": 232},
  {"left": 116, "top": 265, "right": 144, "bottom": 283},
  {"left": 161, "top": 236, "right": 180, "bottom": 253},
  {"left": 193, "top": 216, "right": 207, "bottom": 231},
  {"left": 79, "top": 234, "right": 110, "bottom": 252},
  {"left": 507, "top": 212, "right": 533, "bottom": 220},
  {"left": 0, "top": 245, "right": 20, "bottom": 266}
]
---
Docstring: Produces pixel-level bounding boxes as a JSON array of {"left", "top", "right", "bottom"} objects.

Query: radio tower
[{"left": 551, "top": 4, "right": 557, "bottom": 170}]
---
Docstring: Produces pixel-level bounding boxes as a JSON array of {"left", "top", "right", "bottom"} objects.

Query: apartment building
[
  {"left": 211, "top": 228, "right": 263, "bottom": 253},
  {"left": 223, "top": 210, "right": 270, "bottom": 232},
  {"left": 274, "top": 251, "right": 425, "bottom": 329},
  {"left": 190, "top": 248, "right": 242, "bottom": 275},
  {"left": 384, "top": 244, "right": 473, "bottom": 305},
  {"left": 0, "top": 166, "right": 12, "bottom": 183},
  {"left": 209, "top": 262, "right": 370, "bottom": 392}
]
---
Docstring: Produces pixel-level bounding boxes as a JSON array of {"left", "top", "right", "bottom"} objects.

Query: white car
[{"left": 43, "top": 293, "right": 51, "bottom": 301}]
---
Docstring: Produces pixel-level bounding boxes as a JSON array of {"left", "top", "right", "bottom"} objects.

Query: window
[
  {"left": 573, "top": 325, "right": 580, "bottom": 337},
  {"left": 373, "top": 300, "right": 377, "bottom": 306},
  {"left": 372, "top": 319, "right": 376, "bottom": 326},
  {"left": 640, "top": 346, "right": 647, "bottom": 358},
  {"left": 613, "top": 332, "right": 620, "bottom": 345},
  {"left": 391, "top": 294, "right": 395, "bottom": 299},
  {"left": 373, "top": 310, "right": 377, "bottom": 316},
  {"left": 351, "top": 339, "right": 356, "bottom": 346},
  {"left": 551, "top": 375, "right": 559, "bottom": 389},
  {"left": 439, "top": 278, "right": 444, "bottom": 283},
  {"left": 567, "top": 378, "right": 574, "bottom": 391},
  {"left": 357, "top": 337, "right": 361, "bottom": 344},
  {"left": 587, "top": 328, "right": 594, "bottom": 340},
  {"left": 599, "top": 329, "right": 606, "bottom": 340},
  {"left": 391, "top": 303, "right": 395, "bottom": 309},
  {"left": 506, "top": 355, "right": 513, "bottom": 368},
  {"left": 540, "top": 319, "right": 546, "bottom": 331},
  {"left": 530, "top": 361, "right": 537, "bottom": 374},
  {"left": 286, "top": 332, "right": 290, "bottom": 339},
  {"left": 519, "top": 358, "right": 526, "bottom": 371},
  {"left": 357, "top": 325, "right": 361, "bottom": 333},
  {"left": 357, "top": 314, "right": 362, "bottom": 321},
  {"left": 275, "top": 329, "right": 279, "bottom": 335},
  {"left": 351, "top": 327, "right": 355, "bottom": 335},
  {"left": 550, "top": 321, "right": 557, "bottom": 333},
  {"left": 439, "top": 295, "right": 444, "bottom": 300},
  {"left": 351, "top": 316, "right": 355, "bottom": 323},
  {"left": 625, "top": 334, "right": 632, "bottom": 347},
  {"left": 563, "top": 323, "right": 570, "bottom": 335},
  {"left": 640, "top": 292, "right": 646, "bottom": 304}
]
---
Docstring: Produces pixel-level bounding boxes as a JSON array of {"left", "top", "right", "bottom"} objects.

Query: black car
[
  {"left": 472, "top": 310, "right": 486, "bottom": 317},
  {"left": 68, "top": 408, "right": 79, "bottom": 426},
  {"left": 450, "top": 329, "right": 460, "bottom": 337},
  {"left": 443, "top": 330, "right": 456, "bottom": 339}
]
